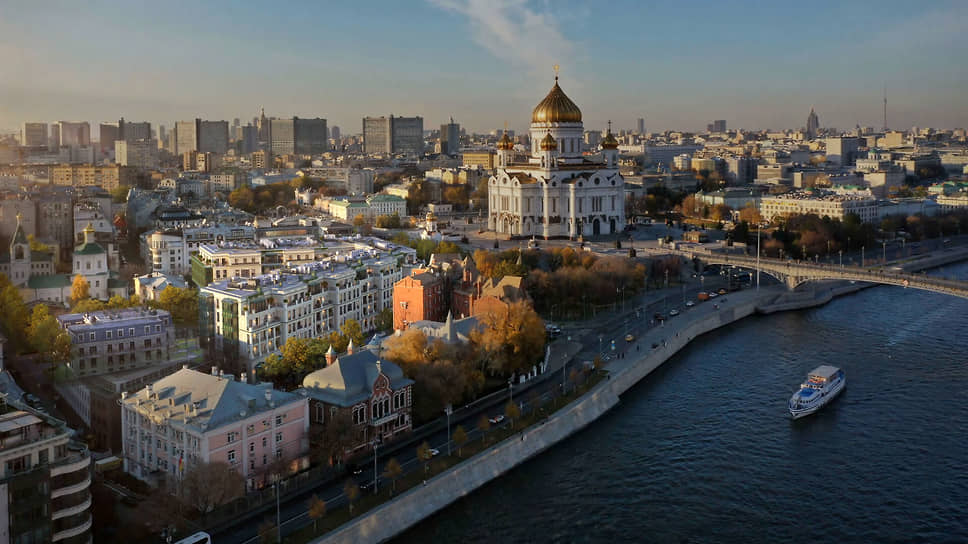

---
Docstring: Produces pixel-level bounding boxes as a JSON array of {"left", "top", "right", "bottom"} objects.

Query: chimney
[
  {"left": 264, "top": 388, "right": 273, "bottom": 407},
  {"left": 346, "top": 339, "right": 355, "bottom": 355},
  {"left": 325, "top": 344, "right": 336, "bottom": 365}
]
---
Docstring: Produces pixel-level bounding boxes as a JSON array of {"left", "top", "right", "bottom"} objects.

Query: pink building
[{"left": 120, "top": 366, "right": 309, "bottom": 491}]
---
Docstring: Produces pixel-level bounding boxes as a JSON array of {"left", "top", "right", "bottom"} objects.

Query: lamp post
[
  {"left": 839, "top": 250, "right": 843, "bottom": 269},
  {"left": 598, "top": 334, "right": 603, "bottom": 356},
  {"left": 756, "top": 225, "right": 761, "bottom": 291},
  {"left": 372, "top": 439, "right": 380, "bottom": 494},
  {"left": 862, "top": 245, "right": 865, "bottom": 266},
  {"left": 882, "top": 241, "right": 887, "bottom": 264},
  {"left": 444, "top": 405, "right": 452, "bottom": 456},
  {"left": 508, "top": 378, "right": 513, "bottom": 406}
]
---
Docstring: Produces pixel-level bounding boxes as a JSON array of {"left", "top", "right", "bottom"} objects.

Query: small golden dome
[
  {"left": 497, "top": 131, "right": 514, "bottom": 150},
  {"left": 540, "top": 132, "right": 557, "bottom": 151},
  {"left": 601, "top": 130, "right": 619, "bottom": 150},
  {"left": 531, "top": 79, "right": 582, "bottom": 124}
]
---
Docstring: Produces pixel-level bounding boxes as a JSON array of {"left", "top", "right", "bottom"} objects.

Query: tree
[
  {"left": 307, "top": 494, "right": 327, "bottom": 533},
  {"left": 153, "top": 286, "right": 199, "bottom": 326},
  {"left": 452, "top": 425, "right": 468, "bottom": 458},
  {"left": 353, "top": 213, "right": 367, "bottom": 227},
  {"left": 416, "top": 441, "right": 432, "bottom": 474},
  {"left": 505, "top": 400, "right": 521, "bottom": 430},
  {"left": 26, "top": 305, "right": 63, "bottom": 363},
  {"left": 257, "top": 519, "right": 278, "bottom": 544},
  {"left": 374, "top": 308, "right": 393, "bottom": 332},
  {"left": 228, "top": 185, "right": 255, "bottom": 212},
  {"left": 316, "top": 410, "right": 355, "bottom": 467},
  {"left": 70, "top": 275, "right": 90, "bottom": 306},
  {"left": 343, "top": 480, "right": 360, "bottom": 514},
  {"left": 383, "top": 458, "right": 403, "bottom": 495},
  {"left": 110, "top": 185, "right": 131, "bottom": 203},
  {"left": 0, "top": 275, "right": 29, "bottom": 353},
  {"left": 477, "top": 415, "right": 491, "bottom": 445},
  {"left": 178, "top": 461, "right": 245, "bottom": 514},
  {"left": 26, "top": 234, "right": 52, "bottom": 253},
  {"left": 339, "top": 319, "right": 366, "bottom": 350},
  {"left": 72, "top": 298, "right": 107, "bottom": 313},
  {"left": 738, "top": 204, "right": 763, "bottom": 225},
  {"left": 262, "top": 337, "right": 330, "bottom": 389},
  {"left": 470, "top": 300, "right": 546, "bottom": 376}
]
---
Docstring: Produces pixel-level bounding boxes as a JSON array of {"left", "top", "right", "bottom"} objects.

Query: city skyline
[{"left": 2, "top": 0, "right": 967, "bottom": 134}]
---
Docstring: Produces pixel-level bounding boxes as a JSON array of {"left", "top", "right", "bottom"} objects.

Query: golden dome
[
  {"left": 531, "top": 79, "right": 582, "bottom": 124},
  {"left": 601, "top": 130, "right": 619, "bottom": 150},
  {"left": 497, "top": 131, "right": 514, "bottom": 150},
  {"left": 540, "top": 132, "right": 557, "bottom": 151}
]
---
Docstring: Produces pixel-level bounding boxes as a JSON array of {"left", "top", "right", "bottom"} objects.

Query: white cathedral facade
[{"left": 488, "top": 76, "right": 625, "bottom": 238}]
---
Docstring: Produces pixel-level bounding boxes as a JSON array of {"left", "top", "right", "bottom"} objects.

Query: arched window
[{"left": 14, "top": 246, "right": 23, "bottom": 260}]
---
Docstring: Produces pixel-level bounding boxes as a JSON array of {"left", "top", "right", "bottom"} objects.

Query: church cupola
[
  {"left": 601, "top": 121, "right": 619, "bottom": 168},
  {"left": 539, "top": 132, "right": 558, "bottom": 168},
  {"left": 497, "top": 126, "right": 514, "bottom": 168}
]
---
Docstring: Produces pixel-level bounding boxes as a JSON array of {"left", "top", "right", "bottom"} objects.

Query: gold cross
[{"left": 553, "top": 64, "right": 559, "bottom": 81}]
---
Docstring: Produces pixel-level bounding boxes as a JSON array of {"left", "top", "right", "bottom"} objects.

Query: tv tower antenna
[{"left": 883, "top": 84, "right": 888, "bottom": 131}]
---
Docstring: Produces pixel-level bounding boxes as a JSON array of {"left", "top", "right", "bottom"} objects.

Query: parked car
[
  {"left": 685, "top": 301, "right": 695, "bottom": 307},
  {"left": 625, "top": 334, "right": 635, "bottom": 342},
  {"left": 708, "top": 292, "right": 718, "bottom": 298},
  {"left": 718, "top": 288, "right": 727, "bottom": 295},
  {"left": 669, "top": 309, "right": 680, "bottom": 316},
  {"left": 428, "top": 448, "right": 440, "bottom": 458},
  {"left": 489, "top": 415, "right": 505, "bottom": 425}
]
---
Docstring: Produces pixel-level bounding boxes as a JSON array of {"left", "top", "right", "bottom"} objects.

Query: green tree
[
  {"left": 0, "top": 275, "right": 29, "bottom": 352},
  {"left": 72, "top": 298, "right": 107, "bottom": 314},
  {"left": 452, "top": 425, "right": 467, "bottom": 458},
  {"left": 27, "top": 305, "right": 60, "bottom": 354},
  {"left": 383, "top": 457, "right": 403, "bottom": 495},
  {"left": 307, "top": 494, "right": 326, "bottom": 533},
  {"left": 262, "top": 337, "right": 330, "bottom": 389},
  {"left": 505, "top": 400, "right": 521, "bottom": 429},
  {"left": 70, "top": 275, "right": 90, "bottom": 306},
  {"left": 153, "top": 286, "right": 199, "bottom": 326},
  {"left": 228, "top": 185, "right": 255, "bottom": 212},
  {"left": 343, "top": 480, "right": 360, "bottom": 514},
  {"left": 374, "top": 308, "right": 393, "bottom": 332},
  {"left": 110, "top": 185, "right": 131, "bottom": 203}
]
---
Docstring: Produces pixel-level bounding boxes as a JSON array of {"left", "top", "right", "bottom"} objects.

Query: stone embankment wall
[{"left": 313, "top": 383, "right": 621, "bottom": 544}]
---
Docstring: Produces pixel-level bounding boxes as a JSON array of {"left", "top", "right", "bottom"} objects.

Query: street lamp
[
  {"left": 839, "top": 250, "right": 843, "bottom": 269},
  {"left": 756, "top": 225, "right": 761, "bottom": 292},
  {"left": 372, "top": 439, "right": 381, "bottom": 494},
  {"left": 598, "top": 334, "right": 603, "bottom": 356},
  {"left": 882, "top": 241, "right": 887, "bottom": 263},
  {"left": 862, "top": 245, "right": 865, "bottom": 266},
  {"left": 444, "top": 405, "right": 452, "bottom": 457},
  {"left": 508, "top": 378, "right": 513, "bottom": 406}
]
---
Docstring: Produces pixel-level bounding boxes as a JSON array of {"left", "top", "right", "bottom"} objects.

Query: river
[{"left": 397, "top": 262, "right": 968, "bottom": 543}]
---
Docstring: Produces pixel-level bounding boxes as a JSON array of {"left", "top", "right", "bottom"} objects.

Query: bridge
[{"left": 673, "top": 249, "right": 968, "bottom": 300}]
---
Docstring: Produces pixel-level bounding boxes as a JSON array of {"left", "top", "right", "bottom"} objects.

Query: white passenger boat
[{"left": 788, "top": 365, "right": 845, "bottom": 419}]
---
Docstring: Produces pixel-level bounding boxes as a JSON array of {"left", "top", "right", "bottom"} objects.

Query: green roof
[
  {"left": 108, "top": 278, "right": 128, "bottom": 289},
  {"left": 74, "top": 242, "right": 106, "bottom": 255},
  {"left": 367, "top": 194, "right": 405, "bottom": 203},
  {"left": 28, "top": 274, "right": 71, "bottom": 289}
]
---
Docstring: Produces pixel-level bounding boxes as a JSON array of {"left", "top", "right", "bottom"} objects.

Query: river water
[{"left": 397, "top": 262, "right": 968, "bottom": 543}]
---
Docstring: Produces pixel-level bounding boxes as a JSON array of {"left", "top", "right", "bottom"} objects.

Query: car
[
  {"left": 625, "top": 334, "right": 635, "bottom": 342},
  {"left": 488, "top": 415, "right": 505, "bottom": 425},
  {"left": 708, "top": 292, "right": 718, "bottom": 298},
  {"left": 669, "top": 309, "right": 680, "bottom": 317},
  {"left": 685, "top": 301, "right": 695, "bottom": 307},
  {"left": 423, "top": 448, "right": 441, "bottom": 460},
  {"left": 349, "top": 464, "right": 364, "bottom": 475},
  {"left": 718, "top": 288, "right": 727, "bottom": 295}
]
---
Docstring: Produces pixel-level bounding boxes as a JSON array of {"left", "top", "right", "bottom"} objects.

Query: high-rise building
[
  {"left": 806, "top": 108, "right": 820, "bottom": 140},
  {"left": 98, "top": 123, "right": 120, "bottom": 154},
  {"left": 707, "top": 120, "right": 727, "bottom": 133},
  {"left": 294, "top": 117, "right": 328, "bottom": 155},
  {"left": 48, "top": 124, "right": 60, "bottom": 151},
  {"left": 173, "top": 120, "right": 198, "bottom": 155},
  {"left": 637, "top": 118, "right": 645, "bottom": 134},
  {"left": 0, "top": 401, "right": 93, "bottom": 544},
  {"left": 119, "top": 118, "right": 152, "bottom": 142},
  {"left": 825, "top": 137, "right": 860, "bottom": 166},
  {"left": 440, "top": 118, "right": 460, "bottom": 156},
  {"left": 57, "top": 121, "right": 91, "bottom": 147},
  {"left": 330, "top": 125, "right": 340, "bottom": 142},
  {"left": 257, "top": 107, "right": 269, "bottom": 144},
  {"left": 268, "top": 118, "right": 295, "bottom": 155},
  {"left": 363, "top": 115, "right": 424, "bottom": 156},
  {"left": 238, "top": 125, "right": 258, "bottom": 154},
  {"left": 198, "top": 120, "right": 229, "bottom": 154},
  {"left": 115, "top": 139, "right": 159, "bottom": 169},
  {"left": 20, "top": 122, "right": 47, "bottom": 147}
]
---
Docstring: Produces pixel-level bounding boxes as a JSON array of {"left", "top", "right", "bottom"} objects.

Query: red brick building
[{"left": 392, "top": 270, "right": 446, "bottom": 330}]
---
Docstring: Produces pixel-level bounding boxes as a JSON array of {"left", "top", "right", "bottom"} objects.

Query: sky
[{"left": 1, "top": 0, "right": 967, "bottom": 136}]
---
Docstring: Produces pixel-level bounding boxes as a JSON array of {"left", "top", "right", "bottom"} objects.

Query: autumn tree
[
  {"left": 152, "top": 286, "right": 199, "bottom": 326},
  {"left": 374, "top": 308, "right": 393, "bottom": 332},
  {"left": 738, "top": 204, "right": 763, "bottom": 225},
  {"left": 70, "top": 275, "right": 90, "bottom": 306},
  {"left": 504, "top": 400, "right": 521, "bottom": 429},
  {"left": 343, "top": 480, "right": 360, "bottom": 514},
  {"left": 263, "top": 337, "right": 330, "bottom": 390},
  {"left": 416, "top": 441, "right": 432, "bottom": 474},
  {"left": 477, "top": 415, "right": 491, "bottom": 445},
  {"left": 383, "top": 457, "right": 403, "bottom": 495},
  {"left": 228, "top": 185, "right": 255, "bottom": 212},
  {"left": 178, "top": 461, "right": 245, "bottom": 514},
  {"left": 0, "top": 275, "right": 29, "bottom": 352},
  {"left": 27, "top": 305, "right": 70, "bottom": 367},
  {"left": 307, "top": 494, "right": 327, "bottom": 533},
  {"left": 353, "top": 213, "right": 367, "bottom": 227},
  {"left": 452, "top": 425, "right": 467, "bottom": 458},
  {"left": 470, "top": 300, "right": 545, "bottom": 376}
]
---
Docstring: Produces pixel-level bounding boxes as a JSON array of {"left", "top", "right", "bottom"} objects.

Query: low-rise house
[{"left": 120, "top": 367, "right": 310, "bottom": 490}]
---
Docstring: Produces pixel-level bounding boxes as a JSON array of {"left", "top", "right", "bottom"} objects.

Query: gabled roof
[
  {"left": 27, "top": 274, "right": 71, "bottom": 289},
  {"left": 74, "top": 242, "right": 106, "bottom": 256},
  {"left": 301, "top": 350, "right": 412, "bottom": 407}
]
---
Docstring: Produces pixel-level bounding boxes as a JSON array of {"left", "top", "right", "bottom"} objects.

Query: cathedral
[{"left": 487, "top": 74, "right": 625, "bottom": 238}]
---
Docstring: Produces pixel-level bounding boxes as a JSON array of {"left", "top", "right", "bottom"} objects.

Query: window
[
  {"left": 275, "top": 449, "right": 283, "bottom": 460},
  {"left": 117, "top": 329, "right": 123, "bottom": 337},
  {"left": 262, "top": 437, "right": 267, "bottom": 448},
  {"left": 262, "top": 454, "right": 267, "bottom": 466},
  {"left": 275, "top": 432, "right": 283, "bottom": 443},
  {"left": 106, "top": 330, "right": 112, "bottom": 339},
  {"left": 145, "top": 326, "right": 150, "bottom": 335},
  {"left": 275, "top": 415, "right": 283, "bottom": 426},
  {"left": 249, "top": 442, "right": 255, "bottom": 453},
  {"left": 227, "top": 450, "right": 236, "bottom": 463},
  {"left": 128, "top": 328, "right": 134, "bottom": 336},
  {"left": 89, "top": 332, "right": 96, "bottom": 341},
  {"left": 155, "top": 325, "right": 161, "bottom": 332}
]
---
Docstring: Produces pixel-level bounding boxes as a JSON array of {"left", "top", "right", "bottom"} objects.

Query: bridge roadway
[{"left": 675, "top": 248, "right": 968, "bottom": 300}]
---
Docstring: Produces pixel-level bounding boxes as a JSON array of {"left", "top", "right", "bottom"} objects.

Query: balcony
[
  {"left": 51, "top": 514, "right": 92, "bottom": 542},
  {"left": 52, "top": 494, "right": 92, "bottom": 521},
  {"left": 50, "top": 453, "right": 91, "bottom": 477},
  {"left": 51, "top": 474, "right": 91, "bottom": 499}
]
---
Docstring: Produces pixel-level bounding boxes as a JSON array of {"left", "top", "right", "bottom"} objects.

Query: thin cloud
[{"left": 429, "top": 0, "right": 574, "bottom": 78}]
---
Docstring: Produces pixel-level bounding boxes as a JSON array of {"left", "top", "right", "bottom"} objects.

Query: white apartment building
[
  {"left": 115, "top": 139, "right": 159, "bottom": 169},
  {"left": 759, "top": 191, "right": 878, "bottom": 224},
  {"left": 199, "top": 243, "right": 412, "bottom": 375}
]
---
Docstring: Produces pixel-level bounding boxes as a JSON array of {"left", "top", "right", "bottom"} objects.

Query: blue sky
[{"left": 1, "top": 0, "right": 966, "bottom": 135}]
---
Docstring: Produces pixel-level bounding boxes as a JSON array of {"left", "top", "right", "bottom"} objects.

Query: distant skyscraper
[
  {"left": 173, "top": 120, "right": 198, "bottom": 155},
  {"left": 198, "top": 120, "right": 229, "bottom": 154},
  {"left": 20, "top": 122, "right": 47, "bottom": 147},
  {"left": 119, "top": 118, "right": 151, "bottom": 142},
  {"left": 239, "top": 125, "right": 258, "bottom": 154},
  {"left": 233, "top": 117, "right": 240, "bottom": 129},
  {"left": 363, "top": 115, "right": 423, "bottom": 155},
  {"left": 707, "top": 120, "right": 727, "bottom": 133},
  {"left": 98, "top": 123, "right": 120, "bottom": 154},
  {"left": 637, "top": 118, "right": 645, "bottom": 134},
  {"left": 268, "top": 117, "right": 327, "bottom": 155},
  {"left": 115, "top": 139, "right": 159, "bottom": 169},
  {"left": 257, "top": 107, "right": 269, "bottom": 144},
  {"left": 806, "top": 108, "right": 820, "bottom": 140},
  {"left": 440, "top": 117, "right": 460, "bottom": 156},
  {"left": 57, "top": 121, "right": 91, "bottom": 146},
  {"left": 48, "top": 124, "right": 60, "bottom": 150},
  {"left": 330, "top": 126, "right": 340, "bottom": 142}
]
